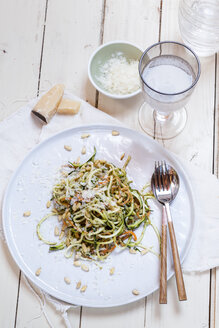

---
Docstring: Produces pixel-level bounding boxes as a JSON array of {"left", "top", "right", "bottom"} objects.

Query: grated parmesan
[{"left": 96, "top": 52, "right": 140, "bottom": 95}]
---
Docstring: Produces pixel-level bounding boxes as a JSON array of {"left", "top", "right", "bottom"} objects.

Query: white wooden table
[{"left": 0, "top": 0, "right": 218, "bottom": 327}]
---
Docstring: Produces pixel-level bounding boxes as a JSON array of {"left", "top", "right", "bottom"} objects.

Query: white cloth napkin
[{"left": 0, "top": 93, "right": 219, "bottom": 325}]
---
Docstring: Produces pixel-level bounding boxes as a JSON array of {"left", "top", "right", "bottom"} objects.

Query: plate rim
[{"left": 2, "top": 123, "right": 196, "bottom": 308}]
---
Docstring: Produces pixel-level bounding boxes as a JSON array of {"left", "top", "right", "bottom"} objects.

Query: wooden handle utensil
[
  {"left": 151, "top": 161, "right": 187, "bottom": 303},
  {"left": 168, "top": 220, "right": 187, "bottom": 301},
  {"left": 159, "top": 211, "right": 167, "bottom": 304}
]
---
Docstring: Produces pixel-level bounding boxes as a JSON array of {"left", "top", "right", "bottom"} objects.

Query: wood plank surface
[
  {"left": 37, "top": 0, "right": 104, "bottom": 105},
  {"left": 210, "top": 53, "right": 219, "bottom": 328},
  {"left": 81, "top": 301, "right": 145, "bottom": 328},
  {"left": 0, "top": 0, "right": 47, "bottom": 327},
  {"left": 98, "top": 0, "right": 161, "bottom": 131},
  {"left": 0, "top": 0, "right": 47, "bottom": 120},
  {"left": 214, "top": 52, "right": 219, "bottom": 328},
  {"left": 81, "top": 2, "right": 160, "bottom": 327},
  {"left": 0, "top": 0, "right": 218, "bottom": 327},
  {"left": 145, "top": 1, "right": 214, "bottom": 327},
  {"left": 15, "top": 0, "right": 104, "bottom": 327}
]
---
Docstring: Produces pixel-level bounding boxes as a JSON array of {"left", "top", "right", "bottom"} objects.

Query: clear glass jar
[{"left": 178, "top": 0, "right": 219, "bottom": 57}]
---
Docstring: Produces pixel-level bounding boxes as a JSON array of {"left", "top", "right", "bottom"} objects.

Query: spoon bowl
[{"left": 151, "top": 162, "right": 180, "bottom": 205}]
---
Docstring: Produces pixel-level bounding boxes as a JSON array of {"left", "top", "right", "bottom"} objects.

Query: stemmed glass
[{"left": 138, "top": 41, "right": 201, "bottom": 139}]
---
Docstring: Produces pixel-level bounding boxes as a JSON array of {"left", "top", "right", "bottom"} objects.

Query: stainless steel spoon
[{"left": 151, "top": 161, "right": 187, "bottom": 302}]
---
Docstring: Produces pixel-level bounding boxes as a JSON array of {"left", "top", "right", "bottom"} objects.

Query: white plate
[{"left": 2, "top": 125, "right": 195, "bottom": 307}]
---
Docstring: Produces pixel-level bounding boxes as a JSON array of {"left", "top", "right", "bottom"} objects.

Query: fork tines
[
  {"left": 155, "top": 160, "right": 167, "bottom": 171},
  {"left": 154, "top": 160, "right": 170, "bottom": 190}
]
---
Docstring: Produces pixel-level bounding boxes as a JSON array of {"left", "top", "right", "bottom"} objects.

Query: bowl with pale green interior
[{"left": 88, "top": 41, "right": 143, "bottom": 99}]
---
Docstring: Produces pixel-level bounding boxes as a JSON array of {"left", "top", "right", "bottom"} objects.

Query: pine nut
[
  {"left": 81, "top": 264, "right": 89, "bottom": 272},
  {"left": 64, "top": 277, "right": 71, "bottom": 284},
  {"left": 81, "top": 133, "right": 90, "bottom": 139},
  {"left": 23, "top": 211, "right": 31, "bottom": 217},
  {"left": 112, "top": 130, "right": 120, "bottom": 136},
  {"left": 132, "top": 289, "right": 140, "bottom": 296},
  {"left": 46, "top": 200, "right": 51, "bottom": 208},
  {"left": 35, "top": 267, "right": 41, "bottom": 276},
  {"left": 76, "top": 281, "right": 81, "bottom": 289},
  {"left": 80, "top": 285, "right": 87, "bottom": 292},
  {"left": 81, "top": 146, "right": 86, "bottom": 155},
  {"left": 64, "top": 145, "right": 72, "bottom": 151}
]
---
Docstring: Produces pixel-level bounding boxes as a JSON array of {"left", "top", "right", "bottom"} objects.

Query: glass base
[{"left": 138, "top": 103, "right": 187, "bottom": 140}]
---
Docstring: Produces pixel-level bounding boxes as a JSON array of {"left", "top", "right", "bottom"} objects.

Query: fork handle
[
  {"left": 159, "top": 222, "right": 167, "bottom": 304},
  {"left": 168, "top": 221, "right": 187, "bottom": 301}
]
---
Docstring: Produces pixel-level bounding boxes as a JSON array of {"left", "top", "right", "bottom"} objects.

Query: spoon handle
[
  {"left": 159, "top": 207, "right": 167, "bottom": 304},
  {"left": 165, "top": 203, "right": 187, "bottom": 301}
]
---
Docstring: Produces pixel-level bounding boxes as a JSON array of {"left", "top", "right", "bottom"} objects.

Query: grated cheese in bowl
[{"left": 96, "top": 52, "right": 140, "bottom": 95}]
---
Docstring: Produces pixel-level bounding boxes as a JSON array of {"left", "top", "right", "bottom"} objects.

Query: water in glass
[{"left": 142, "top": 55, "right": 195, "bottom": 113}]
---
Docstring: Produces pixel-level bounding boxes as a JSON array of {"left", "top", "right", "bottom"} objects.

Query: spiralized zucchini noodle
[{"left": 37, "top": 147, "right": 159, "bottom": 261}]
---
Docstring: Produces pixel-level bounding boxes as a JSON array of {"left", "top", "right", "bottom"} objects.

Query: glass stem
[{"left": 153, "top": 110, "right": 173, "bottom": 122}]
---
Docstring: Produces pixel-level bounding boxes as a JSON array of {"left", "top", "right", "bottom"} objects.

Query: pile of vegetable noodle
[{"left": 37, "top": 148, "right": 157, "bottom": 261}]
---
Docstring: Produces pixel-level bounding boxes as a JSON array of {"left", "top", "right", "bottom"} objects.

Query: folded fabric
[
  {"left": 1, "top": 92, "right": 219, "bottom": 273},
  {"left": 1, "top": 92, "right": 219, "bottom": 327},
  {"left": 179, "top": 160, "right": 219, "bottom": 271},
  {"left": 0, "top": 93, "right": 219, "bottom": 327}
]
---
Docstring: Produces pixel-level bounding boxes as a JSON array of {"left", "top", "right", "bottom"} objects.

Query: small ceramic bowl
[{"left": 88, "top": 41, "right": 143, "bottom": 99}]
